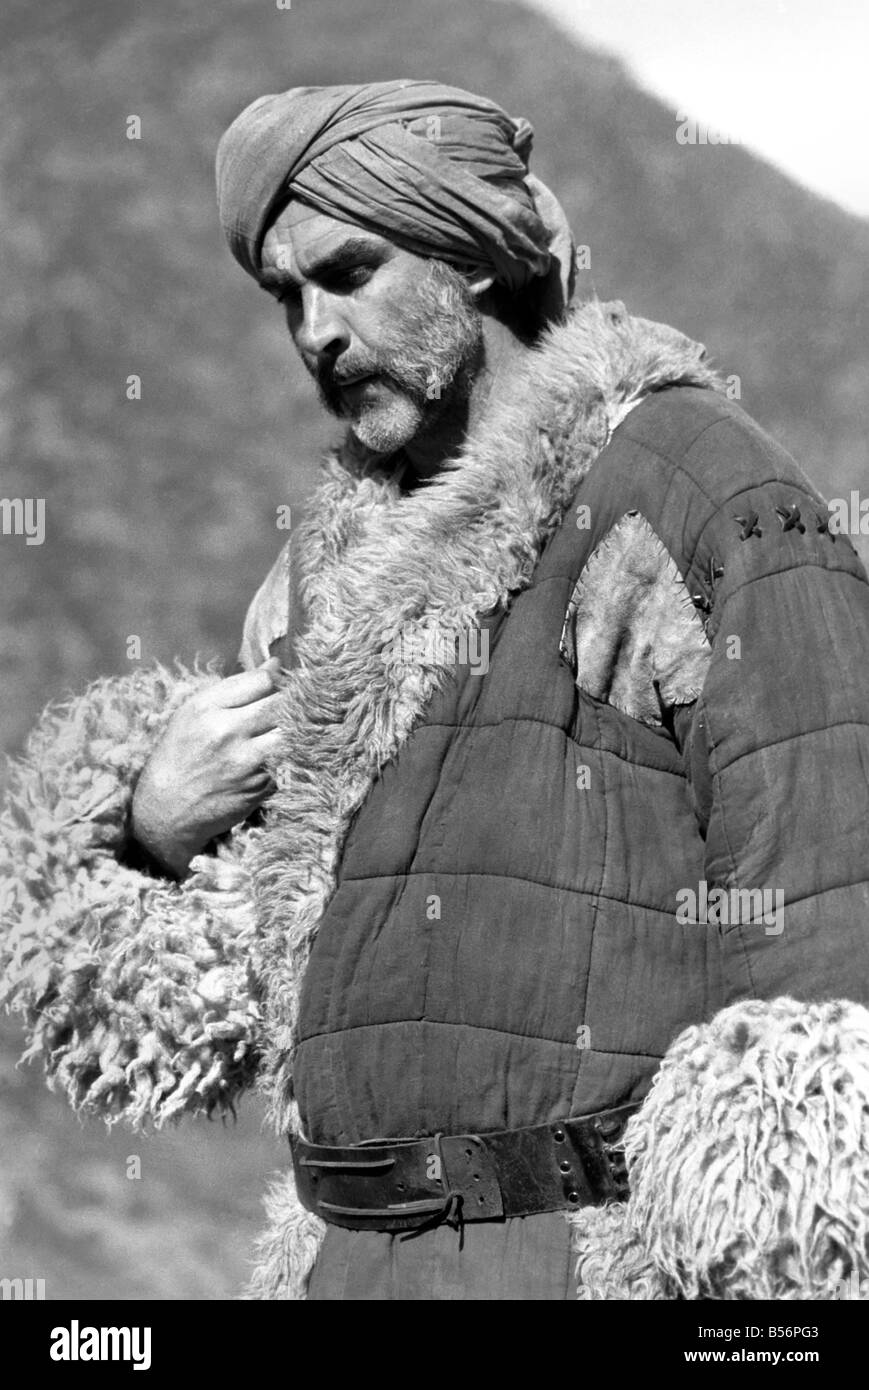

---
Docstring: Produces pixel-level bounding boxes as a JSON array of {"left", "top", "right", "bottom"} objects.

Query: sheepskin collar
[{"left": 252, "top": 297, "right": 721, "bottom": 1132}]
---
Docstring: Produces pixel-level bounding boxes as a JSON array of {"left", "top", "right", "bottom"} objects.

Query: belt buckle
[
  {"left": 291, "top": 1131, "right": 505, "bottom": 1230},
  {"left": 438, "top": 1134, "right": 505, "bottom": 1221}
]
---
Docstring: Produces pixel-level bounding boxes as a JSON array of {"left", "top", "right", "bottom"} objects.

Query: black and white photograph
[{"left": 2, "top": 0, "right": 869, "bottom": 1339}]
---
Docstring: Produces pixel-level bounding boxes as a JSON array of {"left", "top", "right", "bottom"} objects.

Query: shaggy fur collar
[{"left": 252, "top": 297, "right": 721, "bottom": 1131}]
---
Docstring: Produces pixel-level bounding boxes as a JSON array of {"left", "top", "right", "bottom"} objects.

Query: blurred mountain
[
  {"left": 0, "top": 1018, "right": 280, "bottom": 1300},
  {"left": 2, "top": 0, "right": 868, "bottom": 761},
  {"left": 0, "top": 0, "right": 867, "bottom": 1298}
]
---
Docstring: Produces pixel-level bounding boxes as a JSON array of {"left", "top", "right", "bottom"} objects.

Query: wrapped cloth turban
[{"left": 215, "top": 79, "right": 576, "bottom": 322}]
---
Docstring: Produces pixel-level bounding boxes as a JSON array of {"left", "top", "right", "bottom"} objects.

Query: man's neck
[{"left": 403, "top": 317, "right": 531, "bottom": 482}]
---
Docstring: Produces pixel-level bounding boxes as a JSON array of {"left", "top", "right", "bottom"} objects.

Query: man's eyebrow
[{"left": 266, "top": 236, "right": 387, "bottom": 289}]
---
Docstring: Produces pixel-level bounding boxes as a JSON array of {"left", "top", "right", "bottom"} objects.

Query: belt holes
[
  {"left": 567, "top": 1191, "right": 580, "bottom": 1204},
  {"left": 464, "top": 1148, "right": 473, "bottom": 1157},
  {"left": 397, "top": 1182, "right": 406, "bottom": 1191},
  {"left": 472, "top": 1174, "right": 481, "bottom": 1182},
  {"left": 559, "top": 1160, "right": 572, "bottom": 1174},
  {"left": 478, "top": 1196, "right": 486, "bottom": 1205}
]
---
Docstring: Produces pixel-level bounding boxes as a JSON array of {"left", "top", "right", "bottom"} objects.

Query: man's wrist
[
  {"left": 129, "top": 788, "right": 201, "bottom": 879},
  {"left": 122, "top": 828, "right": 190, "bottom": 880}
]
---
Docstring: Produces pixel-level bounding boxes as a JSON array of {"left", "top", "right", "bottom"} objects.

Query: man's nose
[{"left": 295, "top": 284, "right": 350, "bottom": 362}]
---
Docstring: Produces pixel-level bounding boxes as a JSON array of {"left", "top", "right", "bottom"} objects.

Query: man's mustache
[{"left": 311, "top": 356, "right": 389, "bottom": 393}]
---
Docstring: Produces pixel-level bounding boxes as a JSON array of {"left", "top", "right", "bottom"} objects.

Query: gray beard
[{"left": 316, "top": 260, "right": 485, "bottom": 456}]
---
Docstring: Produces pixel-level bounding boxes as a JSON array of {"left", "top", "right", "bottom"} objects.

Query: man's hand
[{"left": 130, "top": 658, "right": 285, "bottom": 877}]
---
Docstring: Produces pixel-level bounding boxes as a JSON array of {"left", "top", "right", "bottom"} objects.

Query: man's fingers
[
  {"left": 249, "top": 728, "right": 286, "bottom": 763},
  {"left": 243, "top": 770, "right": 275, "bottom": 795},
  {"left": 235, "top": 690, "right": 285, "bottom": 736},
  {"left": 212, "top": 659, "right": 282, "bottom": 709}
]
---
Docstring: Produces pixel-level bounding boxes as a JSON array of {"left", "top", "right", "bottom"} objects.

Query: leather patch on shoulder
[
  {"left": 238, "top": 540, "right": 293, "bottom": 670},
  {"left": 560, "top": 511, "right": 711, "bottom": 725}
]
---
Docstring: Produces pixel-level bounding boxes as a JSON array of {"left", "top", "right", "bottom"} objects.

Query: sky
[{"left": 500, "top": 0, "right": 869, "bottom": 218}]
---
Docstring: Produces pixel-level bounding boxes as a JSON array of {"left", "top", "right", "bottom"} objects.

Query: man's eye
[
  {"left": 275, "top": 265, "right": 375, "bottom": 306},
  {"left": 327, "top": 265, "right": 374, "bottom": 291}
]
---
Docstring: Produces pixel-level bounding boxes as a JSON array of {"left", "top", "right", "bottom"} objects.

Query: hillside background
[{"left": 1, "top": 0, "right": 867, "bottom": 1298}]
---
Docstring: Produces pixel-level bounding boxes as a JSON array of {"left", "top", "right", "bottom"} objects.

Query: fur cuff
[
  {"left": 570, "top": 997, "right": 869, "bottom": 1299},
  {"left": 0, "top": 663, "right": 265, "bottom": 1127},
  {"left": 242, "top": 1168, "right": 326, "bottom": 1300}
]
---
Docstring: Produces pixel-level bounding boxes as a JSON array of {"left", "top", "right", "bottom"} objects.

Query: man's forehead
[{"left": 261, "top": 202, "right": 387, "bottom": 278}]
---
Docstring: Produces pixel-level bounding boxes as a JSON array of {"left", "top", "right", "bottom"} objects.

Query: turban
[{"left": 215, "top": 80, "right": 576, "bottom": 321}]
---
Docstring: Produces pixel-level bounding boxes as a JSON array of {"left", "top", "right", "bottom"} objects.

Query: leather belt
[{"left": 291, "top": 1103, "right": 637, "bottom": 1233}]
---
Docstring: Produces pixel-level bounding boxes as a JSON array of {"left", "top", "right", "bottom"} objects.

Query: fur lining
[
  {"left": 241, "top": 1168, "right": 327, "bottom": 1300},
  {"left": 0, "top": 663, "right": 265, "bottom": 1126},
  {"left": 253, "top": 297, "right": 720, "bottom": 1131},
  {"left": 570, "top": 998, "right": 869, "bottom": 1299}
]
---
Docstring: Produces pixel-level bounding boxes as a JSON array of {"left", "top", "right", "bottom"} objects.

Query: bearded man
[{"left": 4, "top": 80, "right": 869, "bottom": 1302}]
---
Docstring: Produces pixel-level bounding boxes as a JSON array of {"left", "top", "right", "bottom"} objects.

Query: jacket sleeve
[
  {"left": 0, "top": 657, "right": 269, "bottom": 1128},
  {"left": 679, "top": 410, "right": 869, "bottom": 1005}
]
